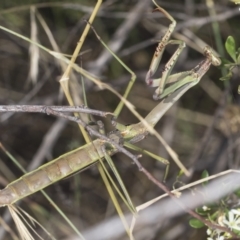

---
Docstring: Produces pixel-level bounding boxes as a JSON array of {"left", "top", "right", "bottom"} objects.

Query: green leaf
[
  {"left": 224, "top": 63, "right": 237, "bottom": 68},
  {"left": 177, "top": 169, "right": 184, "bottom": 178},
  {"left": 201, "top": 170, "right": 209, "bottom": 186},
  {"left": 189, "top": 218, "right": 205, "bottom": 228},
  {"left": 237, "top": 47, "right": 240, "bottom": 56},
  {"left": 234, "top": 189, "right": 240, "bottom": 197},
  {"left": 225, "top": 36, "right": 237, "bottom": 62},
  {"left": 220, "top": 57, "right": 233, "bottom": 70},
  {"left": 220, "top": 71, "right": 232, "bottom": 81},
  {"left": 237, "top": 54, "right": 240, "bottom": 65},
  {"left": 221, "top": 57, "right": 233, "bottom": 65},
  {"left": 195, "top": 207, "right": 209, "bottom": 216},
  {"left": 201, "top": 170, "right": 209, "bottom": 179}
]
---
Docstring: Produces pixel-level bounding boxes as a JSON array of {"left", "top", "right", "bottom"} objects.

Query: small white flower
[
  {"left": 207, "top": 229, "right": 225, "bottom": 240},
  {"left": 207, "top": 228, "right": 212, "bottom": 235},
  {"left": 223, "top": 210, "right": 240, "bottom": 231},
  {"left": 224, "top": 232, "right": 231, "bottom": 238},
  {"left": 230, "top": 208, "right": 240, "bottom": 216},
  {"left": 203, "top": 205, "right": 210, "bottom": 211}
]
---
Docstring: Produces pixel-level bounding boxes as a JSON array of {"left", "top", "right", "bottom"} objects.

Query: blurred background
[{"left": 0, "top": 0, "right": 240, "bottom": 239}]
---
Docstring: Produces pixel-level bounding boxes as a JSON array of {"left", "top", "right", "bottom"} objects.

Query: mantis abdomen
[{"left": 0, "top": 139, "right": 106, "bottom": 206}]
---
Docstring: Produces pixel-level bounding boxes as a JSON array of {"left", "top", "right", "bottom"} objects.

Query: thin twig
[
  {"left": 0, "top": 105, "right": 113, "bottom": 117},
  {"left": 141, "top": 167, "right": 238, "bottom": 238}
]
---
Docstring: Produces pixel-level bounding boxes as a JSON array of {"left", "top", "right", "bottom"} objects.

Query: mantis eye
[{"left": 203, "top": 46, "right": 221, "bottom": 66}]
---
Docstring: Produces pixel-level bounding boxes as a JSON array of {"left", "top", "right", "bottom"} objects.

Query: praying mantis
[{"left": 0, "top": 0, "right": 221, "bottom": 239}]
